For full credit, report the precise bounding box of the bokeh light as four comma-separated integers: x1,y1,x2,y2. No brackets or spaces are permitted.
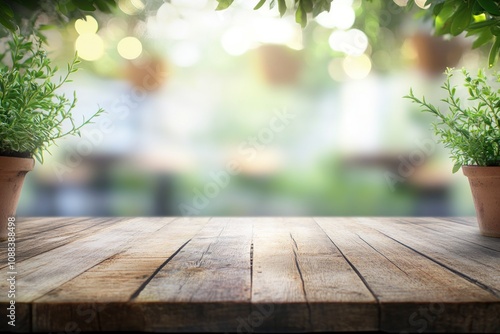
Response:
118,0,145,15
315,2,355,30
117,36,143,59
329,29,368,56
393,0,409,6
414,0,430,9
169,42,201,67
75,15,98,35
19,0,479,219
328,58,347,82
221,27,253,56
342,54,372,79
75,34,104,61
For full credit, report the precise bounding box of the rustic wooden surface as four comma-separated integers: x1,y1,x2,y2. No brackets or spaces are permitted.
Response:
0,217,498,333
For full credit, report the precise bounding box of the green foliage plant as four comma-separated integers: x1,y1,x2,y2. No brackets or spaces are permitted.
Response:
215,0,334,28
0,0,117,33
0,33,103,162
407,0,500,67
214,0,500,67
406,67,500,173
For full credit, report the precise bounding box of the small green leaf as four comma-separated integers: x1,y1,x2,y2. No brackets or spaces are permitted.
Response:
215,0,234,11
452,163,461,173
312,2,324,17
278,0,286,17
434,0,459,35
0,11,15,31
254,0,266,10
432,2,444,16
39,24,57,31
295,2,307,28
302,0,313,13
472,30,493,49
94,0,114,13
491,25,500,36
468,19,497,30
477,0,500,16
489,36,500,68
0,2,14,18
74,2,97,11
450,5,471,36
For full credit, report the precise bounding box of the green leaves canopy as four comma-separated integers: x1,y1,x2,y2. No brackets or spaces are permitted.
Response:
0,0,117,35
426,0,500,67
216,0,333,28
215,0,500,67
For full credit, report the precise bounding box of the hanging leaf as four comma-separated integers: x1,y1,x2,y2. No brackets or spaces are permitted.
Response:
94,0,114,13
0,12,15,31
450,4,471,36
278,0,286,17
302,0,313,13
468,19,497,30
434,0,459,35
254,0,267,10
216,0,234,11
0,2,13,18
295,2,307,28
488,36,500,68
477,0,500,16
471,29,493,49
74,2,97,11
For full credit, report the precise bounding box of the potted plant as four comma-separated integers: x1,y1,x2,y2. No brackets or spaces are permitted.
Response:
0,32,103,240
406,67,500,237
0,1,118,241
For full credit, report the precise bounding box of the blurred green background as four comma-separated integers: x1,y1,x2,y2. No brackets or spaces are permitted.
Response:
16,0,485,217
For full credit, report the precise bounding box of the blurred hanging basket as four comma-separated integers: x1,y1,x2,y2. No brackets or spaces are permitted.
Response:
410,32,465,77
126,54,168,92
252,44,303,86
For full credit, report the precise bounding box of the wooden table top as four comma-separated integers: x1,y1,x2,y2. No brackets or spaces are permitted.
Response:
1,217,499,333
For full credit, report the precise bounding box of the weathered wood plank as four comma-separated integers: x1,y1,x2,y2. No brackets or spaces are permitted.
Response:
358,217,500,296
34,217,209,301
251,217,309,332
33,217,209,332
132,217,253,332
403,217,500,252
0,218,119,268
7,217,97,240
315,217,500,333
442,217,478,226
11,217,79,231
0,218,173,304
284,217,378,332
0,217,497,333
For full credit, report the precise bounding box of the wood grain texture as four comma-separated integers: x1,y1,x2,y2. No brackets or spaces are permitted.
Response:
0,217,498,333
32,217,210,332
134,217,253,332
251,217,378,332
315,217,500,333
358,217,500,296
0,218,170,303
0,218,120,269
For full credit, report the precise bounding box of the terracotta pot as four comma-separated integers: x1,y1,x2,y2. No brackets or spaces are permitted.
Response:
462,166,500,237
252,44,303,86
0,156,34,241
411,32,465,77
126,56,168,92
